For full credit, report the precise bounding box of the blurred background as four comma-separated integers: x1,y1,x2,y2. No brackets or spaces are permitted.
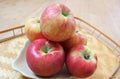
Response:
0,0,120,43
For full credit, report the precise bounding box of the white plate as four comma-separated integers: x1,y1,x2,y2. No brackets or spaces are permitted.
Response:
12,40,40,79
12,40,70,79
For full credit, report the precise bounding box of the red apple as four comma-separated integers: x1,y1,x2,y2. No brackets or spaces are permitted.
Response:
61,30,87,50
40,3,76,42
66,45,97,78
26,39,65,76
25,17,44,42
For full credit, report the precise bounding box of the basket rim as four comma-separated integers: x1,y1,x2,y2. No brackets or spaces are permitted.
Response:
74,16,120,48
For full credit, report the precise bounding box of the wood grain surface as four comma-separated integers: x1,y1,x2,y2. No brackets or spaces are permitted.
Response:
0,0,120,44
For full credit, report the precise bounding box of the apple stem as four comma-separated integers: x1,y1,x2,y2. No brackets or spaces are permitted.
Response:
62,9,68,17
84,54,90,60
41,44,50,53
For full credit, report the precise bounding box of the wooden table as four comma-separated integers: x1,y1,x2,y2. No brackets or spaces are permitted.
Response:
0,0,120,44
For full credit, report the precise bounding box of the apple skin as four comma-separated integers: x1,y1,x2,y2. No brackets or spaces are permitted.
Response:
25,17,44,42
40,3,76,42
60,30,87,50
66,45,97,78
26,39,65,77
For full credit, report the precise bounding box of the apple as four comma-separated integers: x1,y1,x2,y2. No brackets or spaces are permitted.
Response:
25,17,44,42
40,3,76,42
66,45,97,78
26,39,65,76
60,30,87,50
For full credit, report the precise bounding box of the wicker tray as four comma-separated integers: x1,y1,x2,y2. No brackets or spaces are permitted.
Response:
0,17,120,79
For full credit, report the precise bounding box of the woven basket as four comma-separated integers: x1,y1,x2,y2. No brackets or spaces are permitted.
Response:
0,17,120,79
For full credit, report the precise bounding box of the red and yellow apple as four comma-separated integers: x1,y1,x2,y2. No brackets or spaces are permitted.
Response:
66,45,97,78
26,39,65,76
40,3,76,42
25,17,44,42
61,30,87,50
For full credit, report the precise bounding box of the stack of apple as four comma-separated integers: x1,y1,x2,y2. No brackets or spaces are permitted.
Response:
25,3,98,78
